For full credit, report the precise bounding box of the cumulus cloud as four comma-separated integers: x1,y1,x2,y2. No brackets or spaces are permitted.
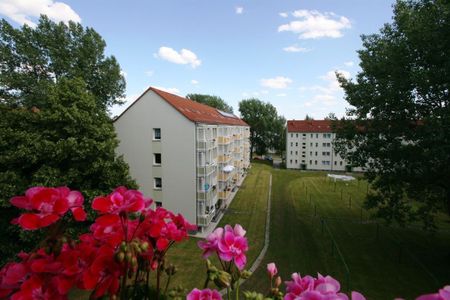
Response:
153,86,180,95
156,46,201,68
283,45,310,53
235,7,244,14
278,10,351,39
279,12,288,18
261,76,292,89
191,79,199,85
0,0,81,27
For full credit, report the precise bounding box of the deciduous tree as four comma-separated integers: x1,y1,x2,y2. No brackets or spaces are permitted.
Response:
186,94,233,113
334,0,450,228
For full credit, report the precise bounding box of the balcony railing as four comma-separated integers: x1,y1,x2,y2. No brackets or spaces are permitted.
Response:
218,136,231,144
218,190,231,200
217,155,232,163
197,188,217,203
197,140,217,150
197,212,214,227
218,172,232,182
197,164,217,176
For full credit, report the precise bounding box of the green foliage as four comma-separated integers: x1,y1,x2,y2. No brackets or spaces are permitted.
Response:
0,16,136,265
186,93,233,113
333,0,450,228
238,99,286,157
0,15,125,111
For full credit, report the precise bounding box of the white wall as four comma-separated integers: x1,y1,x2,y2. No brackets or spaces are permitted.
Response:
114,90,197,224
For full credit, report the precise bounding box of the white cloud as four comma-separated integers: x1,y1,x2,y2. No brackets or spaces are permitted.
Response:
276,93,287,97
261,90,269,95
120,70,127,78
344,61,354,67
278,10,351,39
0,0,81,27
320,69,350,91
261,76,292,89
235,6,244,14
283,45,310,53
191,79,199,85
156,46,201,68
279,12,288,18
153,86,181,95
145,70,154,77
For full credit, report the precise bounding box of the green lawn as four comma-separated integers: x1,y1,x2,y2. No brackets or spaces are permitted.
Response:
162,163,272,291
242,166,450,300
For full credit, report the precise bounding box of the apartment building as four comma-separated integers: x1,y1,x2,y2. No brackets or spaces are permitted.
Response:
286,120,363,172
114,87,250,231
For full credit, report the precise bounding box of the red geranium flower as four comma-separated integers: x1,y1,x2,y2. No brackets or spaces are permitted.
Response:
92,186,152,215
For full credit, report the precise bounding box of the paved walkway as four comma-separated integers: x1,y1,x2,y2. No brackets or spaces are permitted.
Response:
220,173,273,294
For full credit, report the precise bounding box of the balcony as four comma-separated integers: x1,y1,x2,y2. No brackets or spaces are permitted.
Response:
218,190,231,200
218,171,232,182
218,136,231,144
197,140,217,150
217,155,232,163
197,188,217,203
197,164,217,176
197,212,214,227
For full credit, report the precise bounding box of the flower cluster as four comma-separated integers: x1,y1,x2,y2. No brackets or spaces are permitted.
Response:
10,186,86,230
284,272,365,300
1,186,196,299
198,224,248,270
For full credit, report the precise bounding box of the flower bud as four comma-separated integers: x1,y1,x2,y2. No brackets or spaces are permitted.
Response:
131,256,138,268
140,241,149,251
125,251,133,262
214,270,231,288
241,270,252,279
120,241,127,252
115,251,125,263
274,276,282,288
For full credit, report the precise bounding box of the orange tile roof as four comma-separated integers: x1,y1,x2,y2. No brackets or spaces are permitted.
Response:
287,120,333,133
115,87,248,126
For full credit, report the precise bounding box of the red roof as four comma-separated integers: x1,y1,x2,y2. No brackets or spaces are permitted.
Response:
287,120,333,133
115,87,248,126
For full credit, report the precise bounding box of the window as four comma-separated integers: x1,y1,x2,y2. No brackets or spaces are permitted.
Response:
153,153,161,165
296,133,298,138
310,160,312,165
153,128,161,140
315,160,317,165
290,142,293,147
291,133,293,138
310,143,313,147
290,159,292,164
323,142,331,147
290,151,293,155
301,160,305,163
340,161,343,166
310,134,313,138
322,152,330,156
334,161,337,165
303,134,306,137
295,142,298,146
322,161,330,165
310,151,312,156
295,160,298,164
155,201,162,207
315,151,318,156
295,151,298,155
315,143,318,147
154,177,162,189
316,134,318,138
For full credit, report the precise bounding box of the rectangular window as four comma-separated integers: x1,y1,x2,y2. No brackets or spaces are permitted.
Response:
310,151,312,156
295,142,298,146
153,153,161,165
303,134,306,137
153,128,161,140
295,159,298,164
310,134,313,138
154,177,162,189
323,143,326,147
315,151,318,156
323,133,326,138
290,159,292,164
340,161,343,166
310,160,312,165
295,151,298,155
290,151,293,155
316,134,318,138
291,142,293,147
291,133,293,138
315,160,317,165
310,143,313,147
315,143,318,147
334,161,337,165
296,133,298,138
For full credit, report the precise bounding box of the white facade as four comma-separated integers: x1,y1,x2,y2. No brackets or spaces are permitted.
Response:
286,121,363,172
114,88,250,231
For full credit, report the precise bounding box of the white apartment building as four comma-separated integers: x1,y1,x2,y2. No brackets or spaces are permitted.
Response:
286,120,363,172
114,87,250,231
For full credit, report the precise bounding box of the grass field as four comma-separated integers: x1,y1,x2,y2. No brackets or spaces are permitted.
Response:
242,164,450,299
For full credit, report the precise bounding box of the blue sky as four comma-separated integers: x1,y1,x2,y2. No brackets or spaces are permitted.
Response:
0,0,396,119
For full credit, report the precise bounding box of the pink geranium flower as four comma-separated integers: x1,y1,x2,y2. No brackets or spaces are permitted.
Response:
416,286,450,300
10,186,86,230
198,227,224,258
92,186,152,215
217,225,248,270
187,288,222,300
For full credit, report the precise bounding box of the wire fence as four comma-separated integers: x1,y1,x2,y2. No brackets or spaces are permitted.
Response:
295,176,447,292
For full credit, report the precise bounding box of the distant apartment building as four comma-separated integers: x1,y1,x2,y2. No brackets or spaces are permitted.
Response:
114,87,250,231
286,120,363,172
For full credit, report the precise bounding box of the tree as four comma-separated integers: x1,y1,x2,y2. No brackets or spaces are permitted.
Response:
334,0,450,228
186,94,233,113
0,16,125,111
239,99,284,158
304,114,314,120
0,17,136,263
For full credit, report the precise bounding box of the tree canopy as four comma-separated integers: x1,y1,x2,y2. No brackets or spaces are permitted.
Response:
239,99,285,157
0,17,136,263
334,0,450,228
186,93,233,113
